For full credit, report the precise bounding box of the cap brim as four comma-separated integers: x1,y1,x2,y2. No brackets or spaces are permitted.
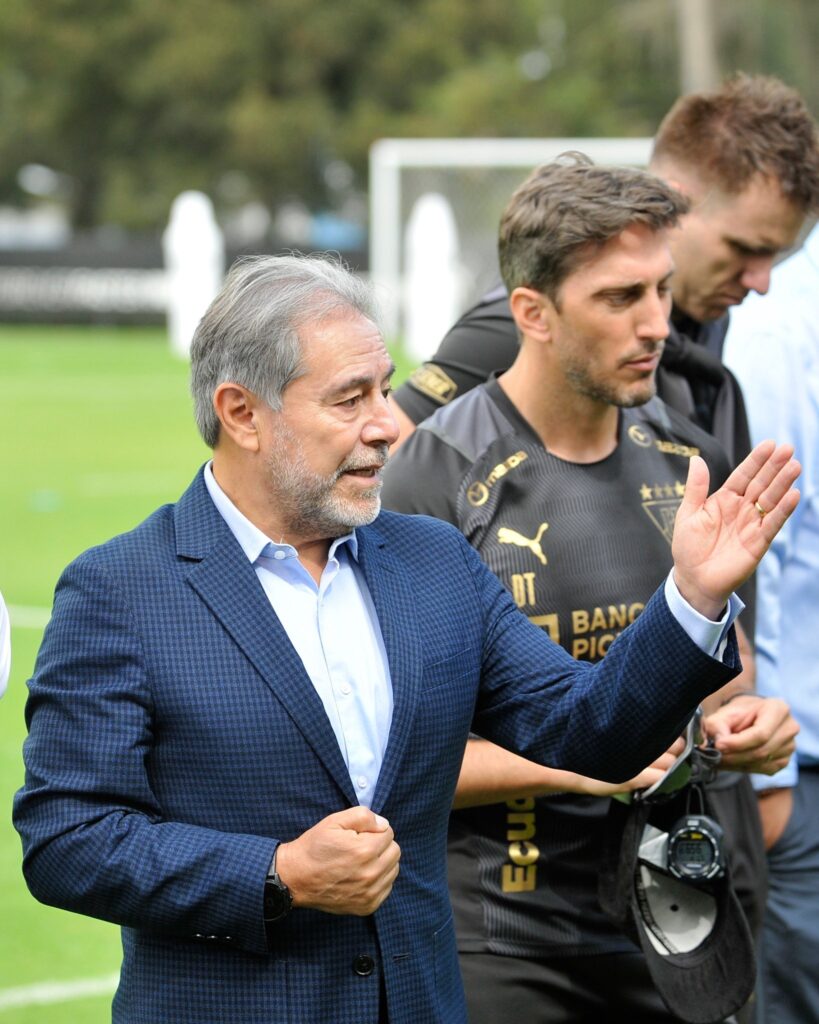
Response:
599,794,756,1024
630,864,755,1024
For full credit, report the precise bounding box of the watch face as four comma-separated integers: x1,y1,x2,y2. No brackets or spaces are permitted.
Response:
667,814,725,882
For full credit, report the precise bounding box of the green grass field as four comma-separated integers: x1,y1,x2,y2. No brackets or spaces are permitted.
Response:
0,324,414,1020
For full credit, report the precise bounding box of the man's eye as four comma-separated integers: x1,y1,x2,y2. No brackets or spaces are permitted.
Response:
339,395,361,408
730,240,769,259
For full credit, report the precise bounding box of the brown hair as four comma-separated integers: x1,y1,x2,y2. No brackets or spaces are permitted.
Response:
498,153,689,301
652,73,819,211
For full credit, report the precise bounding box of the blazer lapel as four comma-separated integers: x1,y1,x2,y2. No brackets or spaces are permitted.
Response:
355,523,424,812
174,471,357,806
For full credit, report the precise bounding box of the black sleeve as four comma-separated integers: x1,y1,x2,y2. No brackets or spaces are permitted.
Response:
392,291,518,425
381,426,470,527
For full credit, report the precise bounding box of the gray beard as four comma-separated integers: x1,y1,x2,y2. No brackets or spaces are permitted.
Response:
266,429,387,538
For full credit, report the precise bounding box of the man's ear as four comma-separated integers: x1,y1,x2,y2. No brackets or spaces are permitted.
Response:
508,286,554,344
212,382,265,452
650,160,697,206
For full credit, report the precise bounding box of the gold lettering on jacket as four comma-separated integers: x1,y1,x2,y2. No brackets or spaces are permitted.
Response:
466,451,528,506
510,572,537,608
571,603,644,659
655,440,700,458
501,796,538,892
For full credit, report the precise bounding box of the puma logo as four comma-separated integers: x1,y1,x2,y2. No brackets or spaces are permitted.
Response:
497,523,549,566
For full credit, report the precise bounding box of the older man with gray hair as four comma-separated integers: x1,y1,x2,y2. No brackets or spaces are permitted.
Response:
15,253,799,1024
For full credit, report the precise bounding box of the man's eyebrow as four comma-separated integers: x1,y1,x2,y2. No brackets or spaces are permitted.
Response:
593,282,644,298
326,363,396,399
725,235,779,256
593,267,675,298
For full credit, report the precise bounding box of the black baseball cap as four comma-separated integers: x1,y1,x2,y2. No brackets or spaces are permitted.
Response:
599,783,756,1024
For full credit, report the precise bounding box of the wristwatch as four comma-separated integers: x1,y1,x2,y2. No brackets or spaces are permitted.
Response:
263,848,293,925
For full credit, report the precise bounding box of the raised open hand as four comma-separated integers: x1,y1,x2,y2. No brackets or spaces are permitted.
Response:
671,440,800,619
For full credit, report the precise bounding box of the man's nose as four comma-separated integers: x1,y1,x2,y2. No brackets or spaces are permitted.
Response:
638,291,671,342
740,255,774,296
362,394,400,446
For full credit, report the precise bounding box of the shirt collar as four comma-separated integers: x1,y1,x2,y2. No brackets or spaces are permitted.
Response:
203,461,358,563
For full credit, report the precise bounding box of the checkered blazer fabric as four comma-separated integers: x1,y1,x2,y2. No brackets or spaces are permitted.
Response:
13,468,738,1024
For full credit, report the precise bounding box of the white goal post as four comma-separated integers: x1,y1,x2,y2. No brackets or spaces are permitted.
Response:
369,137,653,341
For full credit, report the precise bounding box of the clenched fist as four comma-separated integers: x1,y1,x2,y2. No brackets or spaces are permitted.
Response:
275,806,401,916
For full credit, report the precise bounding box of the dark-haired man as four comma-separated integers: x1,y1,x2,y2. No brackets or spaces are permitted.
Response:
392,73,819,470
383,158,798,1022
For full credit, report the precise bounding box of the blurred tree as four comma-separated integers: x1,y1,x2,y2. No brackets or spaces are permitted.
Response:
0,0,815,231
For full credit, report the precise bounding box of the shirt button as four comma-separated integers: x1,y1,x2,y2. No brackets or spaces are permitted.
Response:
273,550,286,561
340,683,352,695
352,954,375,976
356,776,368,790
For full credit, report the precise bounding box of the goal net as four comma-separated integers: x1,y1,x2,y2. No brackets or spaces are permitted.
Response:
369,137,652,350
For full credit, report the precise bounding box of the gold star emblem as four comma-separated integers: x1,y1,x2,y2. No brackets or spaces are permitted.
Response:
641,480,686,545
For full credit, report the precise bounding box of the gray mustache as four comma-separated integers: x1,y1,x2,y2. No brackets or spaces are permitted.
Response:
338,444,390,475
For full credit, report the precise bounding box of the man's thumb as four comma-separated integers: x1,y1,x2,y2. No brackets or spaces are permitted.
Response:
678,454,710,520
332,806,390,833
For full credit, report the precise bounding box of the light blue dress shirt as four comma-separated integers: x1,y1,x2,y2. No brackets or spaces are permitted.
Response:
725,223,819,790
204,464,393,807
205,463,738,800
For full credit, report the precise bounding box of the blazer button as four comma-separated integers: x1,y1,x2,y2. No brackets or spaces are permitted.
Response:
352,954,375,976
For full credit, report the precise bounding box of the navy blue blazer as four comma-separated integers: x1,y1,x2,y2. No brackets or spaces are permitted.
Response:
14,468,737,1023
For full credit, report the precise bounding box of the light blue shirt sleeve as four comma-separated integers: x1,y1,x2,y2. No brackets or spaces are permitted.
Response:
663,571,743,659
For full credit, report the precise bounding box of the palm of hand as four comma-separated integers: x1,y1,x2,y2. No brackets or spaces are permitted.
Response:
672,485,766,607
670,443,800,618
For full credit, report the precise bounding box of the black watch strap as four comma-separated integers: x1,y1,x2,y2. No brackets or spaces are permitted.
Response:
263,848,293,925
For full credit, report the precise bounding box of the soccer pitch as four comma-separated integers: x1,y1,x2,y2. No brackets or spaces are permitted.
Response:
0,325,413,1021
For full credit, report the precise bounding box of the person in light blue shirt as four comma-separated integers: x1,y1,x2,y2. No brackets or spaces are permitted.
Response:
724,221,819,1024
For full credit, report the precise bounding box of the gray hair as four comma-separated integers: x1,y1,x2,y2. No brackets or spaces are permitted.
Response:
190,253,379,448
